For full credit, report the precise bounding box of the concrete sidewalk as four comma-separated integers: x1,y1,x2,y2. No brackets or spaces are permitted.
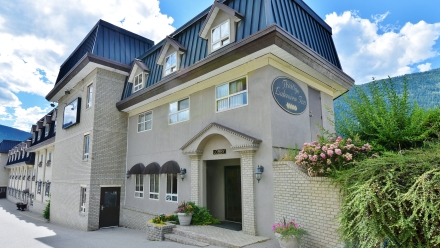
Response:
0,199,278,248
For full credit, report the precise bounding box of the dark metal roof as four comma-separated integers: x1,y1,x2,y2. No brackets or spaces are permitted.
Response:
54,19,154,86
129,163,145,174
143,162,161,174
133,60,150,72
0,140,21,153
120,0,342,102
159,161,180,174
0,125,31,143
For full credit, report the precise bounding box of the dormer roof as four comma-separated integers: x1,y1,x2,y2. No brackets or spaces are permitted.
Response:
128,60,150,83
156,36,187,65
199,1,243,39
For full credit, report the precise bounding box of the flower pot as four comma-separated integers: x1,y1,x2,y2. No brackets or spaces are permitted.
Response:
275,233,300,248
177,212,193,226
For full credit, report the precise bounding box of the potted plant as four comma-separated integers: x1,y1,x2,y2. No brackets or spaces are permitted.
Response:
176,201,193,226
147,214,176,241
273,217,307,248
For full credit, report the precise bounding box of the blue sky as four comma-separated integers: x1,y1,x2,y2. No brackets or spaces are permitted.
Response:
1,0,439,131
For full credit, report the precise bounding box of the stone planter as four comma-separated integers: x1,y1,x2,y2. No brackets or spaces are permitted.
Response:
177,212,193,226
146,222,176,241
275,233,300,248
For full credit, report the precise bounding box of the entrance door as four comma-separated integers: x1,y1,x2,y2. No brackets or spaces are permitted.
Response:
0,187,6,198
99,187,120,228
225,166,242,222
308,86,323,141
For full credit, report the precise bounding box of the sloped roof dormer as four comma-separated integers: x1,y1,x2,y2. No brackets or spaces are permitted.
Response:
199,1,243,39
128,59,150,83
156,36,187,65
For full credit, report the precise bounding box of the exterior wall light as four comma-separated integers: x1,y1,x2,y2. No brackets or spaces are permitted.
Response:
180,168,187,181
126,170,131,179
255,165,264,183
65,90,71,95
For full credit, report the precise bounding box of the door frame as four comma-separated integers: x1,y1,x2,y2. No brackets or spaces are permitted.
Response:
99,187,121,228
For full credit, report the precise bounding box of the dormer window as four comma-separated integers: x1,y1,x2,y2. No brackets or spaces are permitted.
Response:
54,121,57,133
45,125,50,137
165,53,177,76
37,131,41,141
133,73,144,93
212,20,230,51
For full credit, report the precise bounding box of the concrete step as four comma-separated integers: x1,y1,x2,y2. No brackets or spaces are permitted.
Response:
172,227,238,248
164,233,209,247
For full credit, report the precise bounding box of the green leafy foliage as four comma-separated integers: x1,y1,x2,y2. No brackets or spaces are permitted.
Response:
332,143,440,247
187,202,220,225
43,200,50,221
336,76,440,150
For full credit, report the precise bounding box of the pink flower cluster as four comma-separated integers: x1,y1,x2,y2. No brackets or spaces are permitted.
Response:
272,218,300,231
295,136,371,176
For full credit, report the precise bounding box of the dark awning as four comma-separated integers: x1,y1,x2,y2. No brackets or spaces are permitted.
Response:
143,162,160,174
129,163,145,174
159,161,180,174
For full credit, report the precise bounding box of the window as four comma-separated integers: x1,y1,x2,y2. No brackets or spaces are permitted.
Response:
22,151,25,159
216,78,248,112
149,174,159,200
45,181,51,196
212,20,230,51
133,74,143,92
138,111,152,132
164,53,177,76
80,187,87,213
83,135,90,160
53,121,57,133
45,125,50,137
37,131,41,141
169,98,189,124
86,84,93,108
37,181,42,194
166,174,177,202
135,174,144,198
32,133,35,143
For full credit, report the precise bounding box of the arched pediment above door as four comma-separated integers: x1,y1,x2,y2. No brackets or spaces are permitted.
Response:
180,122,261,155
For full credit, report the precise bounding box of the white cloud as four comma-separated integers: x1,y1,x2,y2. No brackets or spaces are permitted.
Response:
0,0,176,128
417,62,432,72
325,11,440,83
11,106,50,131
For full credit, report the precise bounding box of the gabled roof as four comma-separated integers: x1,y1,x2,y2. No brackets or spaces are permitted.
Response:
156,36,187,65
128,60,150,83
199,1,244,39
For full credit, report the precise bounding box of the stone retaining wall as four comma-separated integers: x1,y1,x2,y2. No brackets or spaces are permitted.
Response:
120,206,156,230
146,222,175,241
273,161,343,248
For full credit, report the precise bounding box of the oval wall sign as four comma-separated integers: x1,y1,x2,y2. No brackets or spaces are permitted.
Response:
271,77,307,115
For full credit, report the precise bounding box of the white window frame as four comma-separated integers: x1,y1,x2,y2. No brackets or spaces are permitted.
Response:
53,121,57,133
165,173,178,202
80,187,87,213
83,134,90,161
133,73,144,93
149,174,159,200
211,20,230,52
215,77,248,112
135,174,144,198
86,83,93,108
169,97,190,125
137,111,153,133
164,52,177,76
37,131,41,141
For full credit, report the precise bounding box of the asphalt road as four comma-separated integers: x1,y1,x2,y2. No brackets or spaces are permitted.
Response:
0,199,278,248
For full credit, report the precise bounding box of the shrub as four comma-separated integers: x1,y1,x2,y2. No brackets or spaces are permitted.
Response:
43,200,50,221
187,202,220,225
333,142,440,247
336,76,440,150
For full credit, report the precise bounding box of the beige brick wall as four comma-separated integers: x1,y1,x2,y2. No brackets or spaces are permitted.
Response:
239,150,257,236
120,206,156,230
273,161,343,248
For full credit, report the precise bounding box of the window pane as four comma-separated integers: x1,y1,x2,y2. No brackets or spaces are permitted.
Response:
145,113,152,121
167,174,171,194
169,113,177,123
170,53,176,66
230,79,246,94
172,174,177,194
221,21,229,38
217,99,228,111
212,42,221,51
165,69,171,75
178,98,189,110
169,102,178,113
229,92,247,108
139,114,145,123
212,26,220,42
222,38,230,46
216,84,228,99
172,195,177,201
177,110,189,122
165,56,171,68
145,121,152,130
150,175,154,191
139,75,142,83
155,175,159,192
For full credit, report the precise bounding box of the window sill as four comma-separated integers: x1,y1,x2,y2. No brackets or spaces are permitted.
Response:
168,119,189,125
216,103,248,113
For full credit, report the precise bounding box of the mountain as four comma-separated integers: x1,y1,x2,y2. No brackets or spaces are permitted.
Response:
0,124,31,142
335,67,440,116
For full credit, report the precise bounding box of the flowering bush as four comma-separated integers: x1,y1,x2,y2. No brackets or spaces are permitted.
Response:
149,214,177,226
176,201,193,215
273,217,307,241
295,135,372,176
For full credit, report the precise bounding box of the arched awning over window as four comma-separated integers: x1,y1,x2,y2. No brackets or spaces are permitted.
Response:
143,162,160,174
159,161,180,174
129,163,145,174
